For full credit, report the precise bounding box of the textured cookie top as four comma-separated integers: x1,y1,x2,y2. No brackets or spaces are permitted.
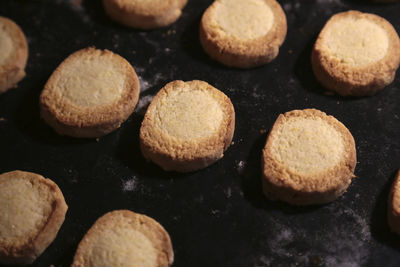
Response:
0,23,13,66
72,210,174,267
54,51,126,107
321,17,388,66
270,116,344,175
0,175,52,244
210,0,274,40
87,221,158,266
153,86,224,140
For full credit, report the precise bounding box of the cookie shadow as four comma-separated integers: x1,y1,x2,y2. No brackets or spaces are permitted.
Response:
13,77,90,146
370,170,400,250
179,14,230,70
115,90,186,180
241,132,323,214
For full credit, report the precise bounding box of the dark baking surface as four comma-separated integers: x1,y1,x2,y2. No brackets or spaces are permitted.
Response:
1,0,400,266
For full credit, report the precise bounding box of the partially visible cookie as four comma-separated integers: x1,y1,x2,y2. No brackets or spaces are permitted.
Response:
0,16,28,94
262,109,357,205
388,170,400,234
40,47,140,138
312,10,400,96
0,170,68,265
71,210,174,267
140,80,235,172
200,0,287,68
103,0,188,29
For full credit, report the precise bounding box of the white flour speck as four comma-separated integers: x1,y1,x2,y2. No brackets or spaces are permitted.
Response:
237,161,246,173
122,176,137,192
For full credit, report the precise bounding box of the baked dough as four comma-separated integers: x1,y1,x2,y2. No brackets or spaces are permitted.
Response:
0,16,28,94
0,170,68,265
140,80,235,172
103,0,187,29
262,109,357,205
40,47,140,138
312,11,400,96
388,170,400,234
200,0,287,68
71,210,173,267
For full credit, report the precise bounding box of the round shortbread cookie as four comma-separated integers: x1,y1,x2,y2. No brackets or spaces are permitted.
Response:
40,47,140,138
200,0,287,68
0,171,67,265
0,16,28,94
312,11,400,96
103,0,187,29
140,80,235,172
71,210,173,267
262,109,357,205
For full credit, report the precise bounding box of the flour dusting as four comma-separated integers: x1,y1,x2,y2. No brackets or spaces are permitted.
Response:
122,176,137,192
237,161,246,174
256,205,371,267
136,95,154,115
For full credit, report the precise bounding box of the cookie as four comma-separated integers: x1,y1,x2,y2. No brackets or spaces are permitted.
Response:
261,109,357,205
0,16,28,94
312,11,400,96
0,170,68,265
388,170,400,234
140,80,235,172
200,0,287,68
71,210,173,267
40,47,140,138
103,0,187,29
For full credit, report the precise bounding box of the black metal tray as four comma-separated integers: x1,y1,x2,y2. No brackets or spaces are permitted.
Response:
1,0,400,266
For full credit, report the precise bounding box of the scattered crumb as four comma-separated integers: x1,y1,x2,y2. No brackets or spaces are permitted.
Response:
167,29,176,35
231,141,235,145
260,129,267,134
0,117,5,122
132,50,136,54
377,108,382,112
211,209,220,215
95,138,100,142
288,49,293,54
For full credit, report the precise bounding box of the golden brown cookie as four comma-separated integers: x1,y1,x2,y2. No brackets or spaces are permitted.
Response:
40,47,140,138
103,0,188,29
0,170,68,265
0,16,28,94
71,210,174,267
388,170,400,234
200,0,287,68
140,80,235,172
312,11,400,96
262,109,357,205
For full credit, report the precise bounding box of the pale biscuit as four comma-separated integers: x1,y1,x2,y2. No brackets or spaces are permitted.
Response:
103,0,187,29
312,11,400,96
388,170,400,234
262,109,357,205
140,80,235,172
200,0,287,68
0,16,28,94
71,210,173,267
0,170,67,265
40,47,140,138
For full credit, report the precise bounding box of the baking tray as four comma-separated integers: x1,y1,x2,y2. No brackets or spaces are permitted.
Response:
1,0,400,266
